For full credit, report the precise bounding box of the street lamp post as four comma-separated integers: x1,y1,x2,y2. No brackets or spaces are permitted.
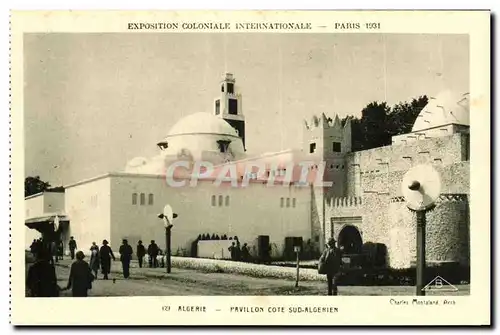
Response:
158,204,178,274
401,165,441,296
294,245,301,288
165,224,172,273
406,180,428,296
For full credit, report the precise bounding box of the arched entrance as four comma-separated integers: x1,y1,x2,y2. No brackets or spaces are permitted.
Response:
338,225,363,254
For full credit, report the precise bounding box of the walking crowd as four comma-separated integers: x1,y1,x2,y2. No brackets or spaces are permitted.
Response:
26,236,344,297
26,237,171,298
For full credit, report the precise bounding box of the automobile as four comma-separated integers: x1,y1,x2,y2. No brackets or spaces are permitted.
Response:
340,253,365,270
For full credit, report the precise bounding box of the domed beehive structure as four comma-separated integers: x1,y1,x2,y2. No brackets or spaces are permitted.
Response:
412,90,470,132
392,90,470,145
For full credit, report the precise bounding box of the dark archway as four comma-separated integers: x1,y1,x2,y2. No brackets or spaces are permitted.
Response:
338,225,363,254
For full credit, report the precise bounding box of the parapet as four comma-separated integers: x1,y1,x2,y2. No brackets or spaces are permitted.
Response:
390,193,468,204
330,196,363,207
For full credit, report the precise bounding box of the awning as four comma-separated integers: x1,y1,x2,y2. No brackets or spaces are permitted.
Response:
25,214,69,230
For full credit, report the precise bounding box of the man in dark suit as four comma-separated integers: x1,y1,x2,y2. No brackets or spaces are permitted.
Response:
26,248,59,297
136,240,146,268
99,239,115,280
66,251,93,297
68,236,77,260
147,240,159,268
119,239,133,279
318,238,343,296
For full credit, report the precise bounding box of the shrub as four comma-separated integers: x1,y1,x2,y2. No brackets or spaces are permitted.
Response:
169,256,469,285
171,256,325,281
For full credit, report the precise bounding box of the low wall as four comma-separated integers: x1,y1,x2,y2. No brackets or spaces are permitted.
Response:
197,240,234,259
171,256,325,281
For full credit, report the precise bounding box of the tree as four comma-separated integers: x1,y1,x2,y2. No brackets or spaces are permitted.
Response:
343,95,428,151
387,96,428,137
25,176,51,197
358,101,391,151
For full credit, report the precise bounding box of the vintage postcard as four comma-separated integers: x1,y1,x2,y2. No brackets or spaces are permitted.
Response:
10,10,490,326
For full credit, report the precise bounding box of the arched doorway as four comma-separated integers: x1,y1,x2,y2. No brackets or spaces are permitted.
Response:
338,225,363,254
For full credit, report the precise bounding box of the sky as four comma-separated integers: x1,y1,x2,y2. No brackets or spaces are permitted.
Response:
23,33,469,186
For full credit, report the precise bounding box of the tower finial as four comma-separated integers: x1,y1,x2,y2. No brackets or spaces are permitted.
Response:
333,115,341,128
321,113,330,128
304,119,310,130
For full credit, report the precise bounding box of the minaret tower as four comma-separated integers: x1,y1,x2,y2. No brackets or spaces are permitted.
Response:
302,113,352,197
214,73,246,150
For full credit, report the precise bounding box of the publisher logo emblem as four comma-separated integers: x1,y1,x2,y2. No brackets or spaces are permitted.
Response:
422,276,459,292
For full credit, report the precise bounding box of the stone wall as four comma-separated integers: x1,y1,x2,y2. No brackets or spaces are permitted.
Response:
356,161,469,198
392,123,470,146
326,196,364,241
345,133,469,197
321,130,469,269
388,194,469,269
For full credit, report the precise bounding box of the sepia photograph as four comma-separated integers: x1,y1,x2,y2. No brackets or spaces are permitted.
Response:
22,32,471,298
9,10,490,326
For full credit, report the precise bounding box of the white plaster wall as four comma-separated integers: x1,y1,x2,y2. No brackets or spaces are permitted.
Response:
109,174,311,259
24,194,48,249
65,177,111,255
43,192,65,213
25,194,44,219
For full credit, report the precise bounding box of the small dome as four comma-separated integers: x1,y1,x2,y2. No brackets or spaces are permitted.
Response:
412,91,470,132
167,112,239,138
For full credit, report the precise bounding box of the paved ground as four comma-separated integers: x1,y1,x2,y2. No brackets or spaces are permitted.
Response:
39,257,470,297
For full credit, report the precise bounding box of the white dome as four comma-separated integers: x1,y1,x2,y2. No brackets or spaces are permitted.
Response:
152,112,245,164
167,112,239,138
412,91,470,132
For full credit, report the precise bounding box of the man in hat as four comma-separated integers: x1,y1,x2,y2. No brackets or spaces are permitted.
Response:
136,240,146,268
68,236,77,260
147,240,159,268
99,240,115,280
66,251,94,297
119,239,133,279
318,238,343,296
241,243,250,262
